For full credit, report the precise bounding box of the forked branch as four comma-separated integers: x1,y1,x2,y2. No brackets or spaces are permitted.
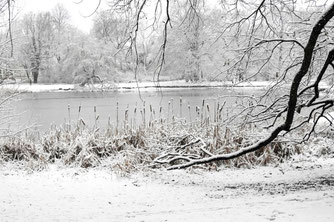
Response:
160,3,334,170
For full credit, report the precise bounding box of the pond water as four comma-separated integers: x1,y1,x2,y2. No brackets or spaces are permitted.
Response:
13,87,262,131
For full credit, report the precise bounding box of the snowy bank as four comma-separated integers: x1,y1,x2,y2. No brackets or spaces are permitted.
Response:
1,158,333,221
0,80,278,93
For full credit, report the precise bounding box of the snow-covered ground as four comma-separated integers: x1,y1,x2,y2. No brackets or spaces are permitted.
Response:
1,158,333,221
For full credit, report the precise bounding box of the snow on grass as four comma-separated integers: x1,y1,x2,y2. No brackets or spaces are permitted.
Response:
0,83,75,92
0,158,333,221
0,121,333,221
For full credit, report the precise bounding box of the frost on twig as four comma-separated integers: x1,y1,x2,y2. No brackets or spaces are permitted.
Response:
154,137,213,165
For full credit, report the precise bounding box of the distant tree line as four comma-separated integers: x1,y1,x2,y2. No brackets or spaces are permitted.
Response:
0,1,330,85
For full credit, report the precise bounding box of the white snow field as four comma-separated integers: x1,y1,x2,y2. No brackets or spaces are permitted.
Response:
1,158,334,222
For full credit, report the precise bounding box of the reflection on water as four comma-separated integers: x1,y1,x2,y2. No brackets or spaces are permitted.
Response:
14,87,262,131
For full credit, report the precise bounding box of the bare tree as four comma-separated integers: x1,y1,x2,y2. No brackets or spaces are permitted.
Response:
0,0,16,82
92,9,132,71
52,3,70,33
50,3,71,65
93,10,130,47
108,0,334,169
21,12,54,83
161,0,206,81
183,0,203,82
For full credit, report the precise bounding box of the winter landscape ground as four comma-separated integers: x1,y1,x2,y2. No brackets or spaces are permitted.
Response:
1,157,334,222
1,83,334,221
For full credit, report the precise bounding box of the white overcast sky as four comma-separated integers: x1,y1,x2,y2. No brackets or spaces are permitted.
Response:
15,0,334,33
18,0,107,33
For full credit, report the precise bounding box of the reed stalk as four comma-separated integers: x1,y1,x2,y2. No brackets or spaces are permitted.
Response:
171,98,174,118
214,100,217,123
159,106,162,124
149,104,153,125
188,102,191,123
116,101,119,132
124,104,129,130
133,105,137,129
168,100,170,123
143,100,146,128
206,104,210,126
94,106,99,129
179,97,182,118
67,104,71,131
78,104,81,120
201,99,205,124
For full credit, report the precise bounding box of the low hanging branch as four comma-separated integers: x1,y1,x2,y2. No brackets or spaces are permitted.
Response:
156,3,334,170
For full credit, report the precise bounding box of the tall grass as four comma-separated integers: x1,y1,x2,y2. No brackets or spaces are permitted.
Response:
0,97,306,174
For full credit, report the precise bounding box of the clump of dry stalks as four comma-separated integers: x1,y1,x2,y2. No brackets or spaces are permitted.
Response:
0,96,313,173
0,117,303,173
0,137,39,161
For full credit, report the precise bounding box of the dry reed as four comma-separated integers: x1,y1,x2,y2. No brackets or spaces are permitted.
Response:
0,97,311,174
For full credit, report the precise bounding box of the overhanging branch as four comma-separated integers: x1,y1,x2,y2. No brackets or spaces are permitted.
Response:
158,2,334,170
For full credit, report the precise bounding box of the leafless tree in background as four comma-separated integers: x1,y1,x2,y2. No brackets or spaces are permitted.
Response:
21,12,55,83
0,0,15,83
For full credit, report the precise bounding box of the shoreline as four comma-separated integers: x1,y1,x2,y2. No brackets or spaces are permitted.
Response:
0,80,275,93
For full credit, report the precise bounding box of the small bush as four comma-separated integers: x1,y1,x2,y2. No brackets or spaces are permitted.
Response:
0,138,39,161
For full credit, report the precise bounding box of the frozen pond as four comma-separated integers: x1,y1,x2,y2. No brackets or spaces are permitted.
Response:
13,87,262,131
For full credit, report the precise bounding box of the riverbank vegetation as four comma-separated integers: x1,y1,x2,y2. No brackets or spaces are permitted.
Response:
1,94,333,174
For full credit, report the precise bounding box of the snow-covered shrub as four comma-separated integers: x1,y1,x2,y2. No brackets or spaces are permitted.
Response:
0,112,329,173
0,138,39,161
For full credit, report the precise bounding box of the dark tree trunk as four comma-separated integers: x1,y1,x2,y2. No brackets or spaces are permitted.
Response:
32,69,39,83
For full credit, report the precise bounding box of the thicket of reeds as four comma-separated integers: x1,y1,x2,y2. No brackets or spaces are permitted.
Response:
0,97,318,174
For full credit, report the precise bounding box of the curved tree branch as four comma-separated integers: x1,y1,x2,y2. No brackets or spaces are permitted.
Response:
164,3,334,170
